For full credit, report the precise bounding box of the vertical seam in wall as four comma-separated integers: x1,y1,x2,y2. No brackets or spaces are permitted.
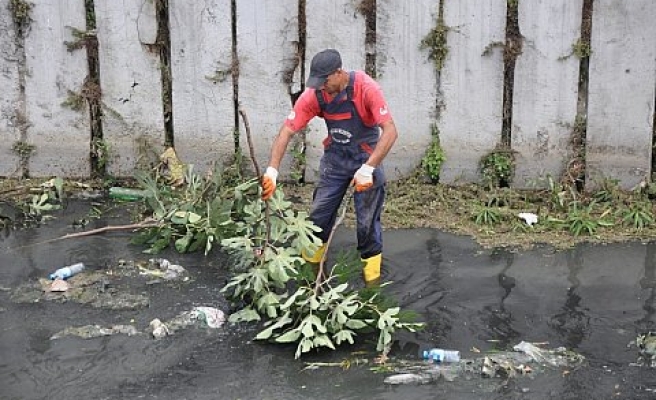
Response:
357,0,376,77
435,0,446,119
155,0,174,147
85,0,104,178
10,1,30,177
293,0,307,183
573,0,593,190
501,0,521,149
231,0,239,153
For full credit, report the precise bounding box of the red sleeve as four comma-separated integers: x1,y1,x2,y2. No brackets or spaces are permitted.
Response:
354,71,393,127
283,88,320,132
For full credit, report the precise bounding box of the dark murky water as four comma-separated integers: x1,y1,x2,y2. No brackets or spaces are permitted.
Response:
2,200,656,399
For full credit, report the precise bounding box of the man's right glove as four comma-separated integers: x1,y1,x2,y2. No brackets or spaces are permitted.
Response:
261,166,278,201
353,164,375,192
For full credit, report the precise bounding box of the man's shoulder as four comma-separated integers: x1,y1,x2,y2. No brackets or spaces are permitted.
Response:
352,70,382,96
296,87,319,107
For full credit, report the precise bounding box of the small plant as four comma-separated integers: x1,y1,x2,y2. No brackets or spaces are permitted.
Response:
26,178,64,218
62,90,86,111
619,202,654,230
549,201,613,236
91,138,110,171
289,138,306,183
420,124,446,183
592,178,621,203
420,12,449,71
572,38,592,59
9,0,33,31
12,140,35,159
472,201,501,226
480,149,515,188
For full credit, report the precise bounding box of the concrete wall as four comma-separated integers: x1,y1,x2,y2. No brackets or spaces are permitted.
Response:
96,0,164,176
0,0,21,176
438,0,506,184
0,0,655,190
377,0,436,180
511,0,582,188
586,0,656,189
170,0,234,174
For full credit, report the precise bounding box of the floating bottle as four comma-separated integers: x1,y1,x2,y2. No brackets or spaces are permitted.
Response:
422,348,461,363
109,187,151,201
49,262,85,280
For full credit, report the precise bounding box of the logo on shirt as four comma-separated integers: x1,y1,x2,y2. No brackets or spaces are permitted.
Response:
287,111,296,120
329,128,352,144
379,105,388,116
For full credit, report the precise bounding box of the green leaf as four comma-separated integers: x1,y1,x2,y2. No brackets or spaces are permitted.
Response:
187,212,202,224
334,329,355,345
175,233,192,253
312,334,335,350
345,319,368,330
275,329,301,343
228,307,261,323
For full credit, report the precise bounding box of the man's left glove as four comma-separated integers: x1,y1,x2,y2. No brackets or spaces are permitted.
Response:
353,164,375,192
261,166,278,201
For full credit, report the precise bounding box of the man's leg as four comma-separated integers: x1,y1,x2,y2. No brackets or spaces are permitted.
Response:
305,153,351,262
354,183,385,284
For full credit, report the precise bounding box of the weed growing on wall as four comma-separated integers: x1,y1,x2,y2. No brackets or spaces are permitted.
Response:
420,124,445,183
420,12,449,72
9,0,32,33
11,140,35,161
480,149,515,188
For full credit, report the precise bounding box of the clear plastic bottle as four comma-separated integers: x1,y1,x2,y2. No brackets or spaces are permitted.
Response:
422,348,461,363
49,262,85,280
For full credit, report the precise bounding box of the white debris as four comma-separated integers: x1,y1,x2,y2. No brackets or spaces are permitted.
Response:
518,212,538,226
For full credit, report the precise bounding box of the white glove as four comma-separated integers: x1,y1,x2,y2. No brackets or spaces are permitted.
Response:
353,164,375,192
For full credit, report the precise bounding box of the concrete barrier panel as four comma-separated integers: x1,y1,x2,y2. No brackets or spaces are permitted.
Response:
304,0,366,183
24,0,90,177
237,0,298,178
586,0,656,189
439,0,506,185
512,0,582,188
170,0,234,175
377,0,436,180
0,0,21,176
96,0,165,177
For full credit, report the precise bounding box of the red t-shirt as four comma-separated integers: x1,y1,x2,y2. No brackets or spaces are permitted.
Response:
284,70,393,132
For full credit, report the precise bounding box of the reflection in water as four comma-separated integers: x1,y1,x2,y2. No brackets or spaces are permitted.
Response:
482,248,520,349
637,242,656,332
550,246,589,349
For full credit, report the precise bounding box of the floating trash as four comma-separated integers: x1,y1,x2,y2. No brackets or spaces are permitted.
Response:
51,324,140,340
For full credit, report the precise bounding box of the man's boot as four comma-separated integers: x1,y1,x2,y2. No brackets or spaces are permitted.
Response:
302,243,326,264
362,253,382,286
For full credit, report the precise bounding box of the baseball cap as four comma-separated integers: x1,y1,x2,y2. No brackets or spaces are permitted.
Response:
306,49,342,88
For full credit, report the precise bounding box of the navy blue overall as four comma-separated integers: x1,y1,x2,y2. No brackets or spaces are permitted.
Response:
310,72,385,259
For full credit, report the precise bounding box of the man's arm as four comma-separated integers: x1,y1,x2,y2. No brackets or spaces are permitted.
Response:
267,124,297,170
365,119,398,168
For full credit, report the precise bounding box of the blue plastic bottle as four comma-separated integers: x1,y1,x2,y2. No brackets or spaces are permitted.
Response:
49,262,85,280
422,348,460,363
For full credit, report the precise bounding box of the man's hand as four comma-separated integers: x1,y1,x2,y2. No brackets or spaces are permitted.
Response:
353,164,375,192
261,167,278,200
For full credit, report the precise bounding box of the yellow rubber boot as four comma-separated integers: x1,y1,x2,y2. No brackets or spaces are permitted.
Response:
302,243,326,264
362,253,382,286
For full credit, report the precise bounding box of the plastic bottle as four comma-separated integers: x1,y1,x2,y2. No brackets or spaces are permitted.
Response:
422,348,461,363
49,262,86,280
109,187,151,201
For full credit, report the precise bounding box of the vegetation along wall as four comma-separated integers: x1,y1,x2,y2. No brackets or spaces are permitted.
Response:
0,0,654,190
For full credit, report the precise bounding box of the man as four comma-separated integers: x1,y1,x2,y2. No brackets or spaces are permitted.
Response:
260,48,398,286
